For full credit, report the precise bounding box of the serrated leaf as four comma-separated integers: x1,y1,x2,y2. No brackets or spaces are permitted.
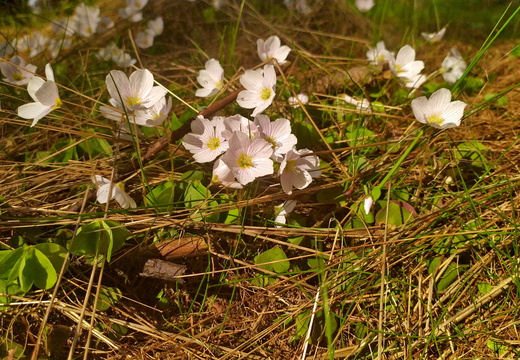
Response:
254,247,290,273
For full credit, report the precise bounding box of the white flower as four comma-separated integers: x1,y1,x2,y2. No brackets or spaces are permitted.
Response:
389,45,425,88
147,16,164,36
119,7,143,22
0,40,16,59
48,38,72,60
366,41,394,65
279,148,320,195
183,116,229,163
112,49,136,68
390,45,424,78
222,114,259,139
91,175,136,209
288,93,309,108
441,48,466,84
254,115,297,161
211,158,243,189
364,196,374,215
403,73,427,89
106,69,166,111
274,200,297,227
283,0,311,15
1,55,37,85
17,64,62,127
237,65,276,117
421,27,447,43
411,88,466,129
16,33,49,58
134,96,172,127
72,3,100,37
135,30,155,49
195,58,224,98
125,0,148,11
342,94,372,112
257,35,291,65
356,0,375,12
221,131,274,185
96,16,114,34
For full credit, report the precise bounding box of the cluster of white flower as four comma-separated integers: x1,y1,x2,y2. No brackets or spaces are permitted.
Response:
135,17,164,49
100,68,170,131
367,37,467,88
182,114,321,194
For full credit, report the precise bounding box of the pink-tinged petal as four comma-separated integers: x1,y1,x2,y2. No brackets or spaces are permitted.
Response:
193,148,220,163
96,184,111,204
250,138,274,158
429,88,452,112
239,69,264,91
237,89,260,109
265,35,281,52
251,101,271,117
257,39,267,61
18,102,50,121
113,188,136,208
263,65,276,87
44,63,55,82
269,118,292,139
441,101,466,127
396,45,416,65
130,69,154,97
205,58,223,76
411,97,429,124
144,86,167,107
195,87,216,97
106,70,131,104
273,45,291,64
92,175,111,187
190,116,207,134
35,81,59,106
182,133,204,152
251,158,274,178
27,77,45,101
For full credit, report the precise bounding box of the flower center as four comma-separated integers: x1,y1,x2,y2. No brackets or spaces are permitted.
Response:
126,96,142,107
13,72,24,81
54,97,63,109
260,88,272,101
284,159,297,173
237,154,254,169
206,137,221,150
215,80,223,89
394,64,403,75
264,136,277,149
427,114,444,125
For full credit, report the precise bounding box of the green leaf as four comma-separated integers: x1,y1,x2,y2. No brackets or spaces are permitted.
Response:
145,182,179,211
96,286,122,311
375,201,414,227
0,247,25,279
292,121,320,148
184,180,210,208
254,247,290,273
33,243,68,274
69,220,129,262
477,282,493,295
22,248,58,290
487,339,508,355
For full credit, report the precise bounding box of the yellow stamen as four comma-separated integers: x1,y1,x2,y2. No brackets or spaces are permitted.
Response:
260,88,272,101
126,96,142,107
237,154,253,169
206,137,221,150
427,114,444,125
